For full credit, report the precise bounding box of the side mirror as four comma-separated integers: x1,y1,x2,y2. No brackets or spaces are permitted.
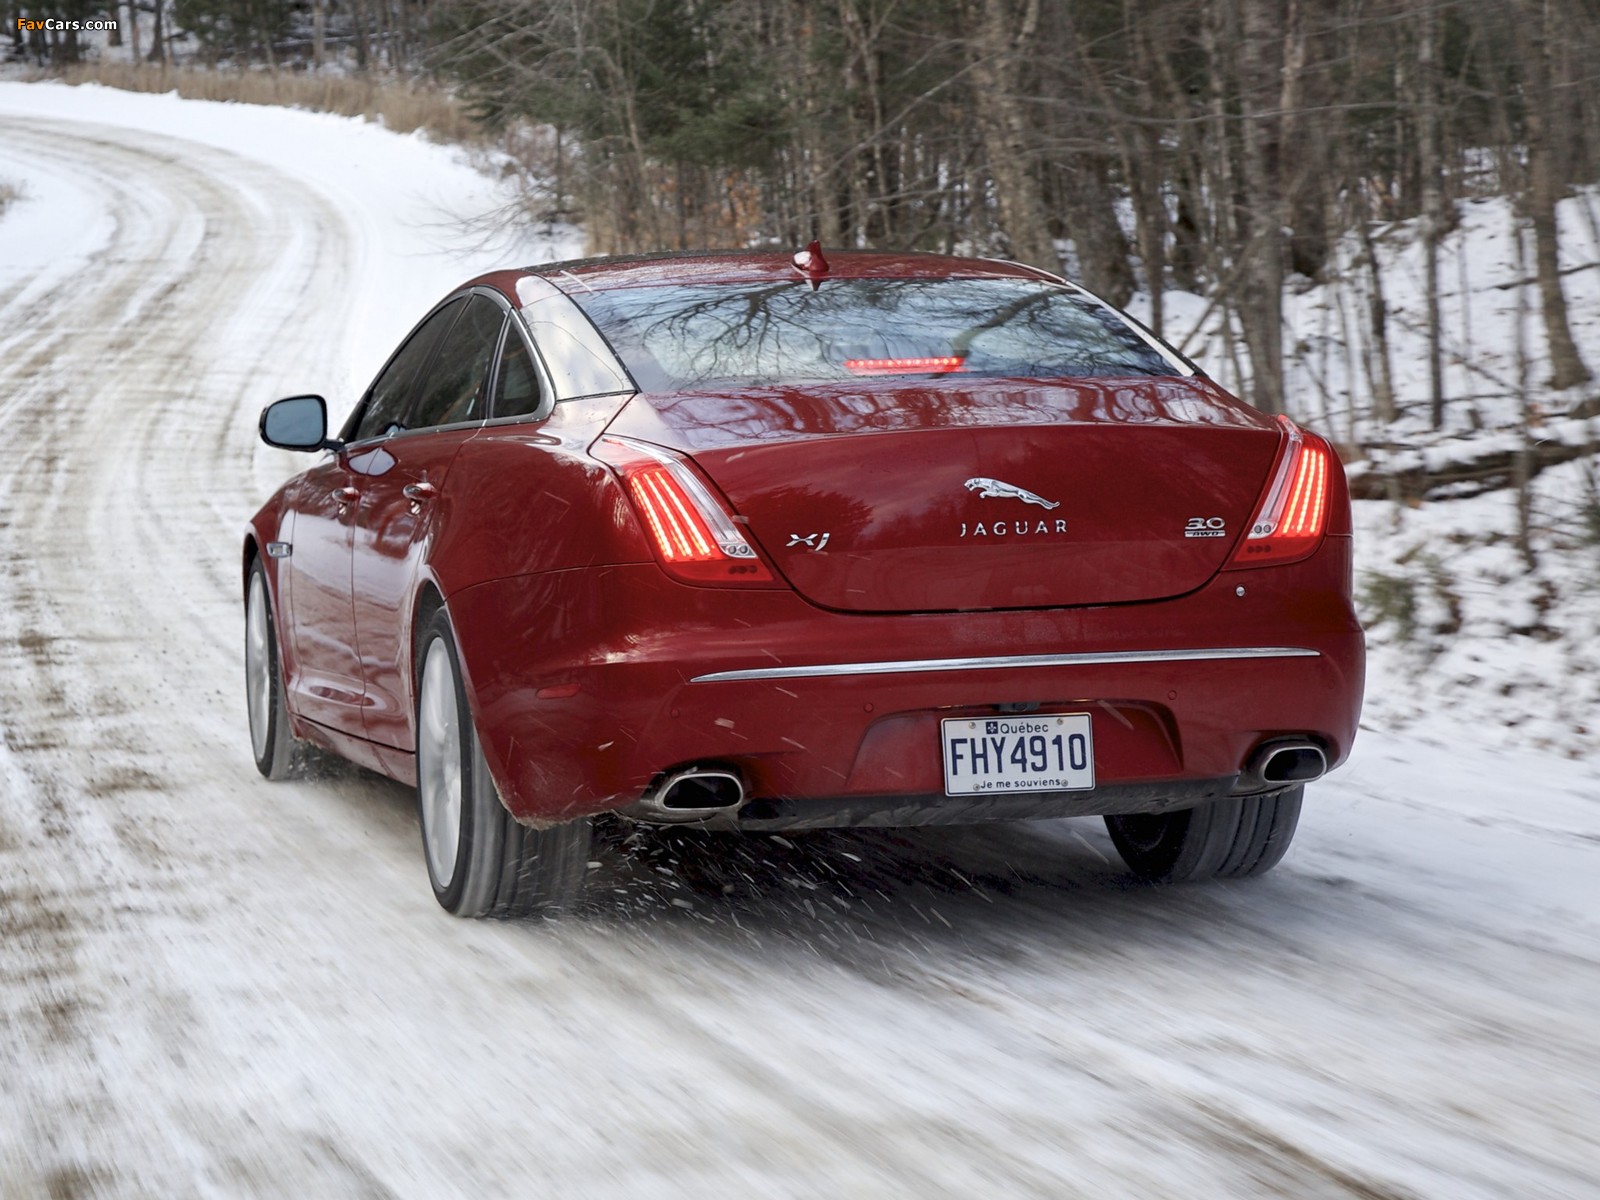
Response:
260,395,340,452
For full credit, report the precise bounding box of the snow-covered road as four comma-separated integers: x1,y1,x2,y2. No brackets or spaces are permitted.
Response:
1,85,1597,1199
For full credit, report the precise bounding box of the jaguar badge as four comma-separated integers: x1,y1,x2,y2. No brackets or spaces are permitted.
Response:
964,477,1060,510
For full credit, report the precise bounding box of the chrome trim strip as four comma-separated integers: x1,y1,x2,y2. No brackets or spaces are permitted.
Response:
690,646,1320,684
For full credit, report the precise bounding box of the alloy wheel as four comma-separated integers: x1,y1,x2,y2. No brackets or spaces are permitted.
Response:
245,572,273,763
417,638,464,887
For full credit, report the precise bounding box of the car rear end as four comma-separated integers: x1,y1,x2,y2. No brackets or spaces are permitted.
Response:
455,256,1363,835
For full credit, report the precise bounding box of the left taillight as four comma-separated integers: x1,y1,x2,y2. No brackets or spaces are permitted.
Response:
1226,416,1333,569
593,435,780,587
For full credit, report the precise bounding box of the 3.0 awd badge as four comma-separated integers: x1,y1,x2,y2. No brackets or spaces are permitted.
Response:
1184,516,1227,538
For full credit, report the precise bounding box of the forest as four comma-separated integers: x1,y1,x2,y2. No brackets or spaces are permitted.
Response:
10,0,1600,433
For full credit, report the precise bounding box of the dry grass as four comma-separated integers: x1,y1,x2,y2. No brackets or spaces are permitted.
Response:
30,62,478,142
0,179,22,216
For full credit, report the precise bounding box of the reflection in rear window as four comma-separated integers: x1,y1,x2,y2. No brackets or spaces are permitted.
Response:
571,278,1178,392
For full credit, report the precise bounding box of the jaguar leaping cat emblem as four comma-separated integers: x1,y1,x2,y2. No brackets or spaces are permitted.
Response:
963,477,1060,510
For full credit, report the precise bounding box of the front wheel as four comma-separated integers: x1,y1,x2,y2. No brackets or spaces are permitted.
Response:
1105,787,1304,883
245,558,313,780
415,610,590,917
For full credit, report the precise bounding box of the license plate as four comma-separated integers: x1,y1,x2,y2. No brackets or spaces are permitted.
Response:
940,714,1094,796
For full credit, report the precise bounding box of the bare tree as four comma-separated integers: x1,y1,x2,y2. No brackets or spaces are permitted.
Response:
1417,0,1448,428
964,0,1058,270
1232,0,1297,414
1515,0,1591,389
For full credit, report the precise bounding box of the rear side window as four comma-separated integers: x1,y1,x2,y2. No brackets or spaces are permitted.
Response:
572,278,1177,392
352,297,465,442
493,324,544,419
408,295,505,429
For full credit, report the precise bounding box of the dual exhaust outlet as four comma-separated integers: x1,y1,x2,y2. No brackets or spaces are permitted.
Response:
1235,739,1327,794
626,739,1325,824
627,766,746,825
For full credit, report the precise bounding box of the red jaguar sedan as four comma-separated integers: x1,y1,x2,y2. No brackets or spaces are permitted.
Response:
244,247,1363,917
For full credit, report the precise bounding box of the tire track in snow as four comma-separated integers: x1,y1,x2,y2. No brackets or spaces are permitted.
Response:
0,118,384,1196
0,122,327,842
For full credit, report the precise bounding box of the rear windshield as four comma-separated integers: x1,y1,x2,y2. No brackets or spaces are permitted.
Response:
570,278,1178,391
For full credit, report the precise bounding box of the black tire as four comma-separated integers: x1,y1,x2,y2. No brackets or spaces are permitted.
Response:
415,609,590,918
245,557,313,780
1105,786,1303,883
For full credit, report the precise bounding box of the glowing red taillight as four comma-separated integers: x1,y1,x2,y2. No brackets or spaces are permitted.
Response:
843,356,966,375
593,436,778,586
627,464,719,561
1227,417,1333,568
1278,443,1329,537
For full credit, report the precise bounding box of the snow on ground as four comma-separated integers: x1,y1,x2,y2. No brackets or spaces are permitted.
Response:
1350,460,1600,757
1,80,1598,1199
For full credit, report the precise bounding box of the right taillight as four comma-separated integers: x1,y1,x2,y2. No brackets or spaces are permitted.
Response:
1226,416,1332,569
593,435,780,587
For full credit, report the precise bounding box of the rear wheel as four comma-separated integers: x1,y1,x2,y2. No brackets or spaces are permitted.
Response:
1105,787,1303,883
415,610,590,917
245,558,313,780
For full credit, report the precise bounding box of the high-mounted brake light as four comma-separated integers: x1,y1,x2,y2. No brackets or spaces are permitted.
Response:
1226,416,1333,568
843,356,966,376
593,436,778,587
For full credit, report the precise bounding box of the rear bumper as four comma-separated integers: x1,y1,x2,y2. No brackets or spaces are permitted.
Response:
449,537,1363,825
671,777,1243,833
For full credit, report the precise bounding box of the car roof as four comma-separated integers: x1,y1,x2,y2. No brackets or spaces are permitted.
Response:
516,249,1062,293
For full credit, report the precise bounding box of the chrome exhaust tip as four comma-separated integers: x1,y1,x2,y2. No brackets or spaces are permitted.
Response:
1263,743,1327,784
1236,740,1327,794
625,767,745,825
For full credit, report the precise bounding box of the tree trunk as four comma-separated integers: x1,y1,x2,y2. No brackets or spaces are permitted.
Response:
1520,0,1592,389
840,0,893,244
262,13,277,72
147,0,164,65
1355,182,1398,424
1418,0,1447,428
375,0,390,71
965,0,1059,271
352,0,370,71
1070,161,1136,306
1512,208,1538,569
1089,6,1168,332
798,0,843,246
1199,0,1243,351
1235,0,1290,413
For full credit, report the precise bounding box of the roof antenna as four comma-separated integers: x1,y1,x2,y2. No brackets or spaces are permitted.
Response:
792,240,829,290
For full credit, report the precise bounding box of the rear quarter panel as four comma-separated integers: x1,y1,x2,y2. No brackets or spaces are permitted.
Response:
425,395,646,597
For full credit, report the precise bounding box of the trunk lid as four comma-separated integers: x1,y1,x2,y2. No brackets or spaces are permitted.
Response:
604,377,1283,612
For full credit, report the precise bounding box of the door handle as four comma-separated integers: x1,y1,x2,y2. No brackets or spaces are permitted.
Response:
403,482,438,503
331,486,360,505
